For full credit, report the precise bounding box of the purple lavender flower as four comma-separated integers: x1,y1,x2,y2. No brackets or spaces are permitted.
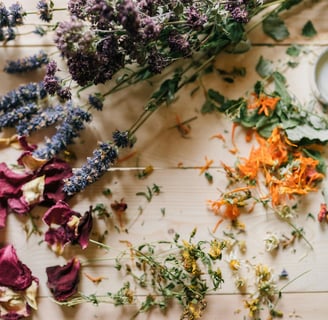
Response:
0,82,47,112
3,50,49,74
0,103,38,128
112,129,134,148
37,0,53,22
16,105,65,136
0,4,9,28
88,93,104,111
33,104,92,159
8,3,25,27
63,142,118,196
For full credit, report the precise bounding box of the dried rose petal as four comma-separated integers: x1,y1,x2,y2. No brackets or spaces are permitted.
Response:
44,227,72,255
46,258,81,302
76,208,93,249
0,245,35,291
37,158,72,205
0,153,72,228
0,280,38,319
43,201,93,253
43,200,78,226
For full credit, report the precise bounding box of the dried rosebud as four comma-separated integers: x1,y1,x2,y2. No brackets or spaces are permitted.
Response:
46,257,80,302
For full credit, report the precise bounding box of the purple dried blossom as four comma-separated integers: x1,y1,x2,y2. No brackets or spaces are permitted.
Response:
186,6,207,30
0,103,38,128
57,87,72,102
168,31,191,57
16,104,65,136
0,82,47,112
46,60,58,76
3,50,49,74
85,0,115,30
147,47,169,74
37,0,53,22
33,104,92,159
140,16,161,41
68,0,87,19
63,142,118,196
43,75,61,95
225,0,250,23
117,0,140,35
54,17,86,58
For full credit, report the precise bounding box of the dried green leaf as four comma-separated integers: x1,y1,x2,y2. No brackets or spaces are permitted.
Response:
302,20,317,38
262,14,290,41
256,56,274,78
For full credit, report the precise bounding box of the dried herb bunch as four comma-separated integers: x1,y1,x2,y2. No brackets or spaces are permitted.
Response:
56,229,225,320
0,0,305,196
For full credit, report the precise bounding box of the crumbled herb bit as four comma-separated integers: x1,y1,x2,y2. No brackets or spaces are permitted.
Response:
286,44,302,57
137,165,154,179
102,188,112,196
302,20,317,38
160,208,166,217
136,184,162,202
204,171,213,183
92,203,111,218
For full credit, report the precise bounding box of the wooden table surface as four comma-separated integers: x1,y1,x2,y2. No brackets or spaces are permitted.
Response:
0,1,328,319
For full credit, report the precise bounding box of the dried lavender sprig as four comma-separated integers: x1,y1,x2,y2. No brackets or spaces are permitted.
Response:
16,104,65,136
3,50,49,74
37,0,54,22
0,103,38,128
0,82,47,112
33,104,92,159
63,142,119,196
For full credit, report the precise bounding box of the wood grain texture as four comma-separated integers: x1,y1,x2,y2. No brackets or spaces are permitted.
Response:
0,1,327,319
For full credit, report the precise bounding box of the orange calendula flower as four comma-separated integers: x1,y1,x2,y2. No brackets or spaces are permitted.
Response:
199,156,214,175
248,93,280,116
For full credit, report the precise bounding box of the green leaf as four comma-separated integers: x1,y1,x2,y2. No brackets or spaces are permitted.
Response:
285,124,328,143
278,0,302,11
207,89,225,105
262,14,290,41
302,20,317,38
272,71,291,103
286,44,301,57
201,100,218,114
256,56,274,78
225,21,245,44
